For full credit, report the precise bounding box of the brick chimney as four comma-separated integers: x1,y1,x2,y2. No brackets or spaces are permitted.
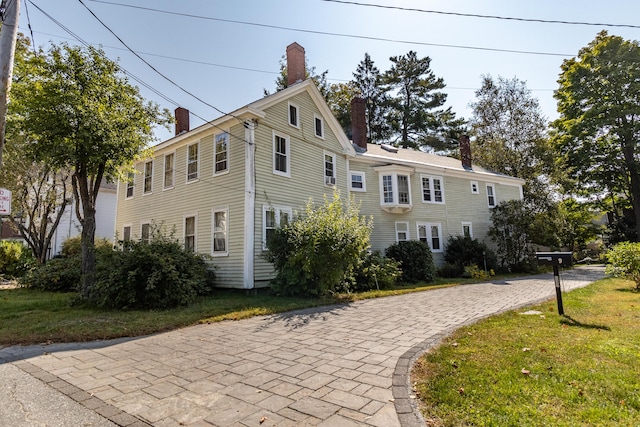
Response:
286,42,306,87
459,134,472,170
351,97,367,152
175,107,190,136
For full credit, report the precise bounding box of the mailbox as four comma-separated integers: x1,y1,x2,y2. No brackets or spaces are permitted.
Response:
535,252,573,267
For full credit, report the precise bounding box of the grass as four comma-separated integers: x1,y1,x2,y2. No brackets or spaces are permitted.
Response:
0,278,471,347
412,277,640,426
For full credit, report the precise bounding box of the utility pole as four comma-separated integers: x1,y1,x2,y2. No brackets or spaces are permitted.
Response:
0,0,20,169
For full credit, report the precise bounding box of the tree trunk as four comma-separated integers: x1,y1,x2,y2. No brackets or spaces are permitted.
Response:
622,139,640,241
80,211,96,299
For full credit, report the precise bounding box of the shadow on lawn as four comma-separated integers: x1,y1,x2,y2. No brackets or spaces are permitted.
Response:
560,315,611,331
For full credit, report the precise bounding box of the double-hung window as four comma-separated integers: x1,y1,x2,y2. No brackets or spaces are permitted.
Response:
263,205,291,249
324,152,336,186
184,216,196,252
421,175,444,203
143,161,153,194
122,225,131,242
141,223,151,245
214,132,229,174
164,153,174,189
349,171,366,192
273,132,290,177
417,222,443,252
487,184,496,208
187,143,199,182
212,208,228,256
470,181,479,194
462,222,473,238
395,222,409,242
125,172,134,198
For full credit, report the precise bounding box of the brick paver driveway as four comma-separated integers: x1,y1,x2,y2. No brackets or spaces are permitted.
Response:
0,266,605,426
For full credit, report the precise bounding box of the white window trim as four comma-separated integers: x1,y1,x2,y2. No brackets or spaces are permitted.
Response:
183,213,197,252
143,160,153,195
395,221,410,242
214,132,230,176
262,205,292,250
314,114,324,139
272,131,291,178
420,174,445,204
186,142,199,183
288,102,300,128
212,207,228,257
349,171,366,192
470,180,479,195
487,184,497,208
323,151,336,187
163,152,175,190
417,222,443,253
125,172,135,199
462,221,473,238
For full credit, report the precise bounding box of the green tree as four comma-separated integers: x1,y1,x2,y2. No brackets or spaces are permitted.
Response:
470,75,555,210
488,200,536,272
326,81,358,138
352,53,391,143
552,31,640,240
1,35,73,265
265,55,330,99
264,192,373,297
9,43,170,298
381,51,464,151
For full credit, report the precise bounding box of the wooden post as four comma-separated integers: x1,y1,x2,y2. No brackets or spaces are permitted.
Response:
0,0,20,169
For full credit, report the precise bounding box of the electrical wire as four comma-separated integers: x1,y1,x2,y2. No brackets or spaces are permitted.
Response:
85,0,573,57
23,0,38,54
322,0,640,30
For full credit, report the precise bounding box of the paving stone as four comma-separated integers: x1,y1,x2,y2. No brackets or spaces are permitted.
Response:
1,267,603,427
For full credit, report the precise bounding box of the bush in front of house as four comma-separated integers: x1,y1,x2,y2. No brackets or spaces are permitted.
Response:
350,251,401,292
20,237,113,292
605,241,640,290
443,235,497,277
264,193,373,297
385,240,436,283
0,240,34,279
93,236,215,309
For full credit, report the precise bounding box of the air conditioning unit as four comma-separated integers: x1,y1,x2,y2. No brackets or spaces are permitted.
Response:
325,176,336,186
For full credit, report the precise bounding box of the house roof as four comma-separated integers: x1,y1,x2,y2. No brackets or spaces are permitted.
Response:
155,79,355,156
359,143,525,185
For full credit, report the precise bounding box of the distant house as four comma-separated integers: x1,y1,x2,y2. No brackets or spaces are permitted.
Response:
115,42,523,289
50,181,117,257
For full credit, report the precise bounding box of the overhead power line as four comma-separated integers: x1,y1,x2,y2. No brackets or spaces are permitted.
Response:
322,0,640,30
86,0,573,57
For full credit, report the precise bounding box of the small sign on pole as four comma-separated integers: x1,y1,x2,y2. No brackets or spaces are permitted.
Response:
0,188,11,215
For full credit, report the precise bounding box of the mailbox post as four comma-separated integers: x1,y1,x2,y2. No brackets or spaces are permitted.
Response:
535,252,572,316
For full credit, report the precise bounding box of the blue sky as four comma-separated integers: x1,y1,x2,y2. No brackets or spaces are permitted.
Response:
19,0,640,142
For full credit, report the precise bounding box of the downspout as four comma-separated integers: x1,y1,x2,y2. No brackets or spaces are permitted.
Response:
243,120,256,289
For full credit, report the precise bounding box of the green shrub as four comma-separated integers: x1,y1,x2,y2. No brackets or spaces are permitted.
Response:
21,255,81,292
0,240,34,278
385,240,435,283
444,236,497,271
351,251,401,291
605,241,640,290
93,237,214,309
265,193,373,297
437,262,464,278
61,236,112,257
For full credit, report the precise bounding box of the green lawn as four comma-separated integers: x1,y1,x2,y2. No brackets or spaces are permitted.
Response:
0,279,463,347
412,277,640,426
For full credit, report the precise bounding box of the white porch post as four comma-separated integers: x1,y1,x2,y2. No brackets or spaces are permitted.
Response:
243,120,256,289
